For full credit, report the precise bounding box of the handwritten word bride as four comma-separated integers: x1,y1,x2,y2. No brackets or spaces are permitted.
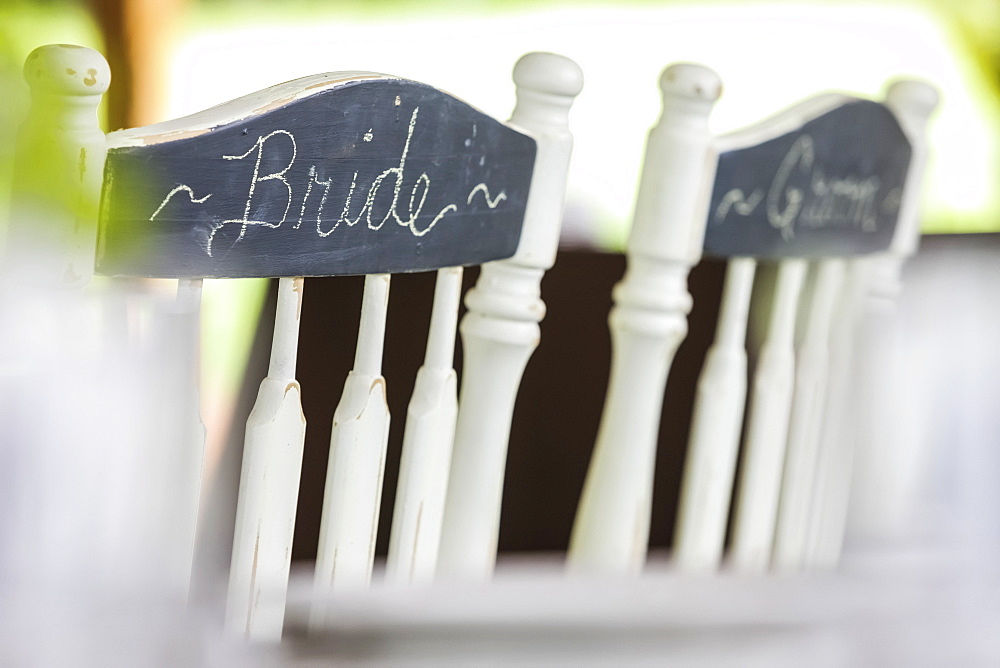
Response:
150,106,506,257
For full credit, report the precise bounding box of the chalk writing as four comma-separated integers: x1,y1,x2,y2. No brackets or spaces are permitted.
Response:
150,185,212,221
98,77,536,279
205,129,299,256
703,99,911,259
151,105,508,257
715,134,885,240
714,188,763,223
467,183,506,208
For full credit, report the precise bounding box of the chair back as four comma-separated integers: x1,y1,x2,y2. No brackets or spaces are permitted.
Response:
568,63,937,575
12,43,582,641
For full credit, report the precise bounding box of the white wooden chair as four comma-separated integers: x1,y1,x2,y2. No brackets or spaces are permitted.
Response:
567,62,937,575
4,45,207,632
15,44,582,642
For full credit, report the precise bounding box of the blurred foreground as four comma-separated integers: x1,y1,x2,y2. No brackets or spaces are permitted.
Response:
1,233,998,665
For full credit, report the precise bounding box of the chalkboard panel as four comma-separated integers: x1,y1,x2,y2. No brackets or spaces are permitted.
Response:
96,78,536,278
704,100,911,259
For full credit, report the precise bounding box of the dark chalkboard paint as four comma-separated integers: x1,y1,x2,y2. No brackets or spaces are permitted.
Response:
96,77,536,278
704,100,911,259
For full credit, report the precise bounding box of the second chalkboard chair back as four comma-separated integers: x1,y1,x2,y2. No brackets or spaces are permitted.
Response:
567,63,937,576
26,44,582,641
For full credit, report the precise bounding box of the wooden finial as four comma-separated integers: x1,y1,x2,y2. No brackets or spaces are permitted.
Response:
885,79,939,126
513,51,585,100
24,44,111,100
884,79,939,258
9,44,110,286
507,51,584,268
659,62,723,108
626,63,722,266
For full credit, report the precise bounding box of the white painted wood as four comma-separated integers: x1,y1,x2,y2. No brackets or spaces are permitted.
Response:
846,256,924,555
11,44,212,599
772,259,846,571
226,277,306,641
8,44,110,286
436,52,583,581
171,278,207,593
713,94,851,154
386,267,462,585
845,81,939,546
567,64,722,575
729,260,807,572
313,274,392,608
884,81,941,262
107,72,394,148
803,259,869,569
673,257,755,571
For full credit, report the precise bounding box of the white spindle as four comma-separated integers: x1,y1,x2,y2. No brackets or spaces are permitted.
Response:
772,259,845,571
841,80,939,547
226,277,306,641
884,81,941,265
171,277,207,592
673,257,755,571
803,259,869,569
8,44,109,286
567,63,722,575
313,273,391,607
386,267,462,585
729,259,807,571
436,52,583,581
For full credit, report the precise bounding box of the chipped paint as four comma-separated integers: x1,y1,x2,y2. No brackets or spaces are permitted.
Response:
368,443,385,572
246,525,262,639
252,75,379,116
139,127,212,145
410,502,424,580
119,75,395,147
372,377,389,413
292,277,304,320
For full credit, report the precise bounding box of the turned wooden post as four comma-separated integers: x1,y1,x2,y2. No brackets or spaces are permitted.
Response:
9,44,110,286
568,63,722,575
833,80,939,555
436,52,583,580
